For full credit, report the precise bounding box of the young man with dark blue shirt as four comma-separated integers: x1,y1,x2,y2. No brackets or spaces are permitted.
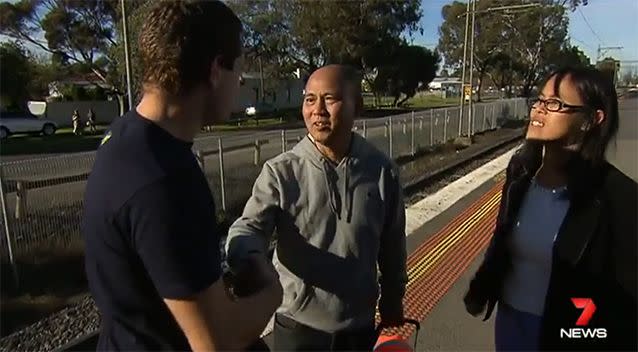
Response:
81,1,282,350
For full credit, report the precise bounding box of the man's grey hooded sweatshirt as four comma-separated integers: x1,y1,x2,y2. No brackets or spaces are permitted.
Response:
225,133,407,333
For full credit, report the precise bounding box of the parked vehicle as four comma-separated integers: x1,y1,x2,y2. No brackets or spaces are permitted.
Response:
245,102,278,118
0,111,58,139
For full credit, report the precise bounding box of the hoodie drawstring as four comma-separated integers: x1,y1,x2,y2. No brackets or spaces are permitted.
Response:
321,157,353,222
344,158,351,222
322,158,340,218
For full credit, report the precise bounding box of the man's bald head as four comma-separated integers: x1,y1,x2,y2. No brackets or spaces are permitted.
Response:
302,64,363,152
306,64,362,99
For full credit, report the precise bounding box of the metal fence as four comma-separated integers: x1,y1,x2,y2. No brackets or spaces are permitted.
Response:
0,98,528,262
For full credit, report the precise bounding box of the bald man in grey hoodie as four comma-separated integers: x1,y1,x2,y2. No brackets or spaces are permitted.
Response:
225,65,407,351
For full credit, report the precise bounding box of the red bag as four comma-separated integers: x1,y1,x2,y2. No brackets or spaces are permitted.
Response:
373,318,421,352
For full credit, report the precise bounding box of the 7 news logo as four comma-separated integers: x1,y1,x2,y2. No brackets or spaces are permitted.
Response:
560,298,607,339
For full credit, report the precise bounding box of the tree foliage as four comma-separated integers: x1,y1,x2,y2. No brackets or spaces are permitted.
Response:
1,0,590,107
374,45,440,106
231,0,421,72
438,0,509,101
437,0,589,98
231,0,441,106
0,0,119,84
0,41,33,109
596,57,620,86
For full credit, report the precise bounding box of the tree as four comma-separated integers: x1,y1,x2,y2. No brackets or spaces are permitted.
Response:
0,41,33,110
486,52,523,98
547,44,591,70
438,0,509,101
597,57,620,86
230,0,422,85
373,45,440,107
438,0,587,99
500,1,571,97
0,0,118,83
0,0,139,111
28,52,64,99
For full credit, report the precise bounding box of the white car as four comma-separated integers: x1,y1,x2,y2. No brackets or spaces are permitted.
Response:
0,111,58,139
245,102,277,118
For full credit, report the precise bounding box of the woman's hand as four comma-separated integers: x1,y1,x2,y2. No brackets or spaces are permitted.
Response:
463,291,487,317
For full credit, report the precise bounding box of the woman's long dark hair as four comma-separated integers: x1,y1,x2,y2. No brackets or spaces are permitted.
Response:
514,66,620,197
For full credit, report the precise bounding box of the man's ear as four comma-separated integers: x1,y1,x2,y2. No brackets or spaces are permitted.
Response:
209,55,223,89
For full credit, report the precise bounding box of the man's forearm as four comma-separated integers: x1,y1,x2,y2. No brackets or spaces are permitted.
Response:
379,275,407,315
225,279,282,350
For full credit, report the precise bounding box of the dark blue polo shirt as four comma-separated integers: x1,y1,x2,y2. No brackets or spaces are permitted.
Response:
82,110,221,351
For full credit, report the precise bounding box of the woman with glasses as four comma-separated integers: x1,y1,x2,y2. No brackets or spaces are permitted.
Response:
463,66,637,351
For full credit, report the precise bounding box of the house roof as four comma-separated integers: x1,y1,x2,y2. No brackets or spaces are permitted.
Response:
431,77,462,83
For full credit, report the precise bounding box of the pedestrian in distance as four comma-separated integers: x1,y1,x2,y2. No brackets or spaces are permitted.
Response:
225,64,409,351
81,1,282,351
87,108,97,134
464,66,637,351
72,109,82,135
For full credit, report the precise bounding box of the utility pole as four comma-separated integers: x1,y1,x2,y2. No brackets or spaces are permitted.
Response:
456,2,539,137
458,0,471,137
258,55,266,103
467,0,476,137
121,0,133,110
596,45,623,63
596,46,624,88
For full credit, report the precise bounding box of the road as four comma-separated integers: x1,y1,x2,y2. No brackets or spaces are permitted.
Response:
0,99,523,180
410,96,638,350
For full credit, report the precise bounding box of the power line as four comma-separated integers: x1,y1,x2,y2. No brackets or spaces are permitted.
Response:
578,7,603,44
570,35,596,50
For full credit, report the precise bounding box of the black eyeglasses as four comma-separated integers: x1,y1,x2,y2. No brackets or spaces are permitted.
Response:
528,98,587,112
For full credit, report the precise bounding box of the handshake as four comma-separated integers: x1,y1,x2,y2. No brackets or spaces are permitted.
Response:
223,254,281,299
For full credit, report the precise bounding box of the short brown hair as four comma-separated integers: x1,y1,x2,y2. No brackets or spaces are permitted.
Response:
138,0,242,96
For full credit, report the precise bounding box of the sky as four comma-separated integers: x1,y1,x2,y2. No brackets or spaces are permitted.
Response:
3,0,637,69
411,0,638,67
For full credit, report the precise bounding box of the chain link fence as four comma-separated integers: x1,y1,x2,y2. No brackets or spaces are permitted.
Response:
0,98,528,265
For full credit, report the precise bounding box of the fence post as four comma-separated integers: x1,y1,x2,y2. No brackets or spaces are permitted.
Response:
281,130,286,154
419,117,423,131
467,104,474,138
444,109,448,142
363,120,367,139
388,116,393,159
490,104,496,130
410,111,415,156
482,105,487,131
15,181,27,220
514,99,519,119
0,165,19,288
402,119,407,135
430,109,434,146
253,139,261,166
218,138,226,212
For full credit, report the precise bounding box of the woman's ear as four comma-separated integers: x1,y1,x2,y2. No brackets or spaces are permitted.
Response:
593,109,606,126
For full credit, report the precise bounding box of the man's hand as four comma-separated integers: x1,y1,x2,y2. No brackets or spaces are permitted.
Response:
229,253,279,297
380,309,405,328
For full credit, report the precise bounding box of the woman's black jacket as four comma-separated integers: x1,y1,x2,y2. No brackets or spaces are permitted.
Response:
465,146,637,351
